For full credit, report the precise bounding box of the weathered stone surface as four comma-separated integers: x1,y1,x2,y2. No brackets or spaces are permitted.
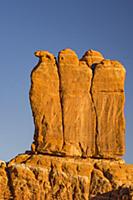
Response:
90,159,133,199
92,60,126,158
30,49,126,159
81,49,104,66
0,161,11,199
89,168,112,198
7,154,93,200
58,49,96,157
0,48,130,199
0,155,132,199
94,159,133,189
30,51,63,154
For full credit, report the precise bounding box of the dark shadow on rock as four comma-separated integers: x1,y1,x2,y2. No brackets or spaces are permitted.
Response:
90,187,132,200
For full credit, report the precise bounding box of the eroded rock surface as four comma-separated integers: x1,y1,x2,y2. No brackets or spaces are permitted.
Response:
58,49,96,157
0,155,132,199
0,48,131,199
92,60,126,158
0,161,11,199
7,154,93,200
81,49,104,66
30,48,126,159
30,51,63,154
90,159,133,199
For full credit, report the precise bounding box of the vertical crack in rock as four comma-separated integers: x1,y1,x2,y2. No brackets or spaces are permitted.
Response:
90,66,100,157
56,59,65,150
79,142,86,158
89,169,94,199
58,49,96,157
81,50,104,157
48,162,55,189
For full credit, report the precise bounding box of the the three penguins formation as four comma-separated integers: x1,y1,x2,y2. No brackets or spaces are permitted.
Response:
30,49,126,159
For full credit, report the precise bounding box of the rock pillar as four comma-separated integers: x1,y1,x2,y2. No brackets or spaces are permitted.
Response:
92,60,126,158
30,49,126,159
58,49,96,157
30,50,63,154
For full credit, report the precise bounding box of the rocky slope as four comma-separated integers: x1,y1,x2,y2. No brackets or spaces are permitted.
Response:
0,49,132,199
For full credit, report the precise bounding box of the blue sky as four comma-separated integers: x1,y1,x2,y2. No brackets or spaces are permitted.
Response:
0,0,133,163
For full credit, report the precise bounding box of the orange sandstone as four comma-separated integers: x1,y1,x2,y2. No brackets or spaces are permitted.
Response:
0,48,132,200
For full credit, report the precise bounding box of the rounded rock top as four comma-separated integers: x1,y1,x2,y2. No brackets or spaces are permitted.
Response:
96,59,126,72
34,50,55,63
58,48,79,65
81,49,104,66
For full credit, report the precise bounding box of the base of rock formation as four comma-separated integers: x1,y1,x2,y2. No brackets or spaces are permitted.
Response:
0,154,132,199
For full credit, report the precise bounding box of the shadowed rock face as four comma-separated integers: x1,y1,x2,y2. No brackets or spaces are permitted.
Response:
0,48,131,199
30,49,126,159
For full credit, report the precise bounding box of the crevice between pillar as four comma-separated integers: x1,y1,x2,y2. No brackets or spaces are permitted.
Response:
89,64,100,157
56,59,65,150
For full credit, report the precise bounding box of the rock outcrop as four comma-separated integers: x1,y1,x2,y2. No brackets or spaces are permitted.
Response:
30,49,126,159
0,155,132,199
58,49,96,157
92,60,126,158
0,48,132,199
30,51,63,154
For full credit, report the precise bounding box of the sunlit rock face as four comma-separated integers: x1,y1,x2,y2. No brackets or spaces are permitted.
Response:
81,49,104,66
30,49,125,159
1,155,133,199
58,49,96,157
30,51,63,154
0,48,131,199
92,60,126,158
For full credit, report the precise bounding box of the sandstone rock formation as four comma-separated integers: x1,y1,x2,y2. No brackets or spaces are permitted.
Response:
30,51,63,154
0,48,132,199
30,49,125,159
92,60,126,158
81,49,104,66
58,49,96,157
0,155,132,199
0,161,11,199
